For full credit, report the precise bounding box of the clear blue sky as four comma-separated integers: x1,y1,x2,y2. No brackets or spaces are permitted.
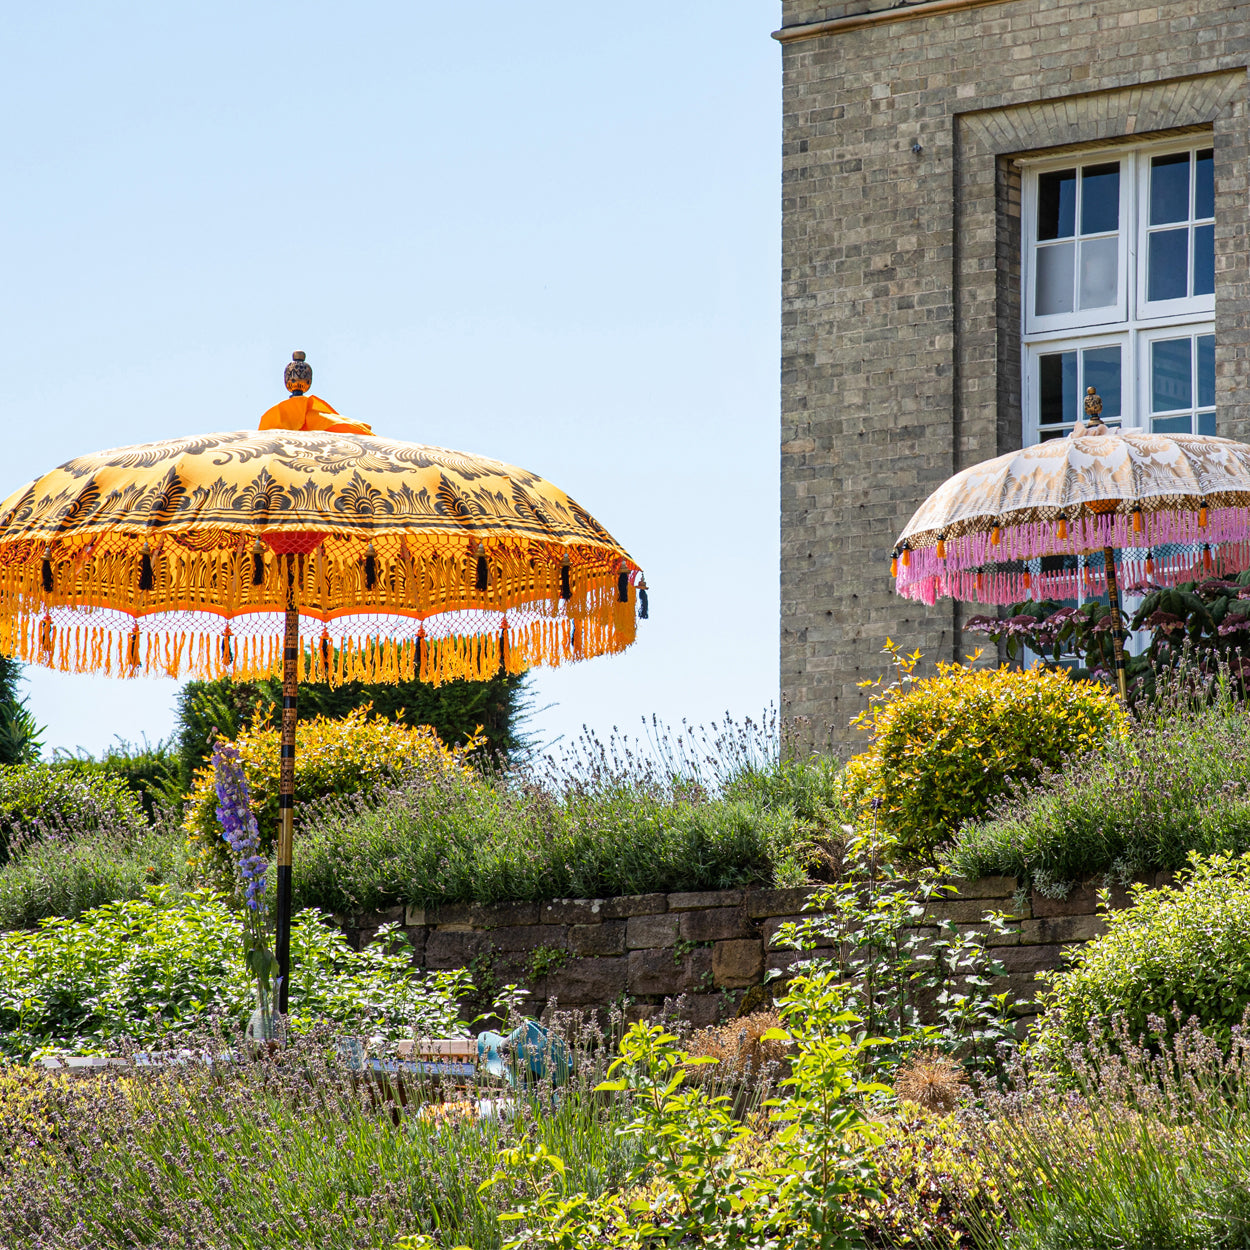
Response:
2,2,781,757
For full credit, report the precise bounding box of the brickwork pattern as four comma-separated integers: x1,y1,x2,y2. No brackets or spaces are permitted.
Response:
337,875,1170,1028
778,0,1250,752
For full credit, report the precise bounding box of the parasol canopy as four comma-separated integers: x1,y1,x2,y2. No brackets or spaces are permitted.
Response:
0,429,641,685
893,431,1250,608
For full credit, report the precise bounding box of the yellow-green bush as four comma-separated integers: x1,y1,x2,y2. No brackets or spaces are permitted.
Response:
848,647,1126,860
852,1106,1008,1248
185,705,477,874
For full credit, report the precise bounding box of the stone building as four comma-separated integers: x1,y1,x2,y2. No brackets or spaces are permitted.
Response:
776,0,1248,751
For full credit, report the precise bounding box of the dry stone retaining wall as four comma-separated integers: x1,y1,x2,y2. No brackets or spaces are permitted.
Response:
338,873,1175,1029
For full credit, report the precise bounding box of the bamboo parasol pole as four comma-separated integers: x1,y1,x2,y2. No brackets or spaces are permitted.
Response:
1102,544,1129,705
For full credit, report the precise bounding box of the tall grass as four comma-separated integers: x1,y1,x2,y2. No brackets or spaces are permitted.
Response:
293,716,846,914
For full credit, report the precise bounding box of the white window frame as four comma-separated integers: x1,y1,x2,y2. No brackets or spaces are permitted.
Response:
1023,156,1129,335
1021,136,1215,448
1138,323,1218,436
1134,139,1217,323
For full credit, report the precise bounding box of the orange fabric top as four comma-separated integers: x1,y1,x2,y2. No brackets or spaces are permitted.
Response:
258,393,373,437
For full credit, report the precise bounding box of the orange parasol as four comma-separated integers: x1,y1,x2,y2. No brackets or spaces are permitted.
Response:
0,352,647,1009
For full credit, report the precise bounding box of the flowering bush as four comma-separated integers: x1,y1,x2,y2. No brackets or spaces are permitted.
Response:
0,763,144,864
847,642,1127,860
184,704,476,874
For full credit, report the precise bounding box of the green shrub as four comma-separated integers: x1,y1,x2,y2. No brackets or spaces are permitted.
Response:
849,644,1127,861
950,698,1250,886
1035,853,1250,1061
293,767,804,914
0,763,144,864
0,885,468,1063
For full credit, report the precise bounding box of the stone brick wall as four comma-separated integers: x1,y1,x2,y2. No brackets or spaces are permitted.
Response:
338,874,1170,1028
776,0,1250,753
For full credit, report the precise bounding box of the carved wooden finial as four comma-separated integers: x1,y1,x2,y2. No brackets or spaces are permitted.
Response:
284,351,312,395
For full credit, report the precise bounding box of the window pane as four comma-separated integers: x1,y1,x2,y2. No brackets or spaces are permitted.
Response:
1153,337,1193,413
1081,163,1120,233
1083,346,1121,418
1036,242,1075,315
1198,334,1215,409
1148,228,1189,302
1039,351,1077,426
1194,223,1215,297
1078,236,1118,309
1197,410,1216,436
1195,148,1214,220
1150,152,1191,225
1153,414,1192,434
1038,169,1076,240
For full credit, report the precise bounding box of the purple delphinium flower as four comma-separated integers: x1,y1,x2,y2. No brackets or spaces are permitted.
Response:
212,741,267,912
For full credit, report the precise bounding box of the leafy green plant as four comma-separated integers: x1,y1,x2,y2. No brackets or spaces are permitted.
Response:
295,770,802,913
483,969,887,1250
1034,852,1250,1063
0,762,144,865
0,657,42,767
0,886,468,1062
775,831,1017,1082
846,642,1126,861
54,737,185,820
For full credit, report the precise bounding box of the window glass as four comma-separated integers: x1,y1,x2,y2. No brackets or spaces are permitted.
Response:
1081,164,1120,233
1084,346,1122,417
1195,148,1214,220
1036,243,1075,316
1039,351,1077,426
1152,337,1193,413
1198,334,1215,409
1194,224,1215,297
1079,237,1118,309
1147,229,1189,302
1038,169,1076,240
1150,152,1190,225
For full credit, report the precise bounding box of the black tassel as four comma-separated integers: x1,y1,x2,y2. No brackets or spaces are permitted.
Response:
320,632,331,672
364,544,377,590
618,571,629,603
639,586,649,620
499,628,508,674
41,558,53,593
139,550,154,591
476,554,489,592
560,564,572,601
252,550,264,586
221,634,234,665
415,634,424,678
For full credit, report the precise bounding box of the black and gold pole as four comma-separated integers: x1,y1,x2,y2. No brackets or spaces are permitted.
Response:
275,552,299,1015
1102,545,1129,706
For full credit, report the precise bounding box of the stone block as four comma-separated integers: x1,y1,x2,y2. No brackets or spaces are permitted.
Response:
628,948,683,997
569,921,626,957
600,893,668,919
479,901,541,928
627,913,680,949
713,939,765,988
948,875,1017,899
923,899,1009,925
679,907,752,943
430,901,481,929
539,899,608,925
745,887,819,918
668,889,744,910
994,943,1065,974
546,956,628,1005
424,929,488,970
680,994,728,1030
404,905,426,927
485,924,568,953
1020,914,1106,945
